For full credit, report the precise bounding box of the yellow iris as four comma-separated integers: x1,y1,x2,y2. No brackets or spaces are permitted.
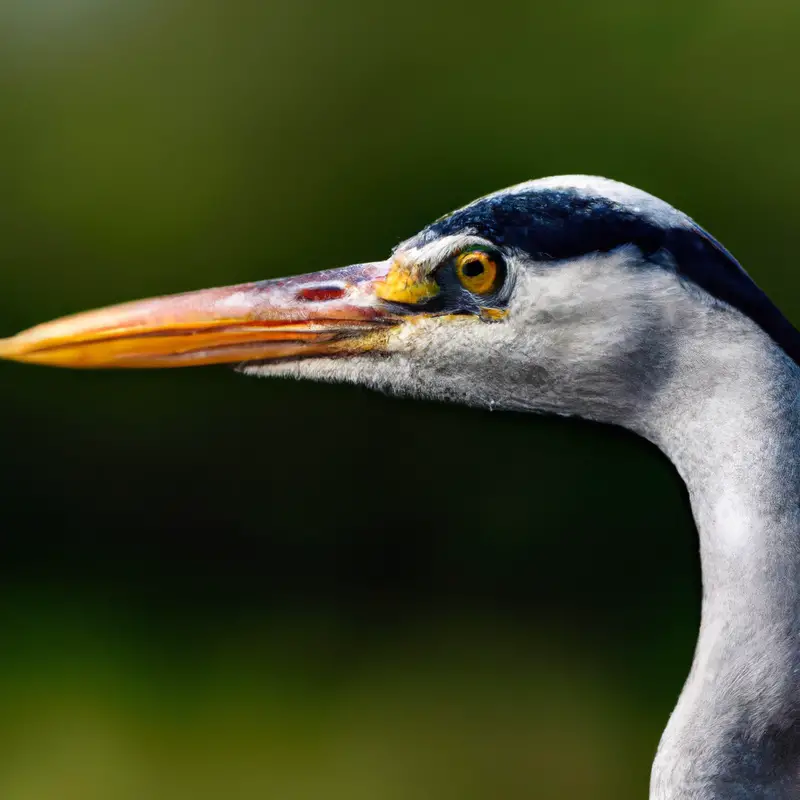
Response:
455,251,499,295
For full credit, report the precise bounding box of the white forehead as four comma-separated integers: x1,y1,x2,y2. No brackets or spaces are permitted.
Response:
395,175,698,265
488,175,694,230
395,234,491,266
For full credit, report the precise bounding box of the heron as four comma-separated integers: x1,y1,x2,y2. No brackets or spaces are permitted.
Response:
1,175,798,798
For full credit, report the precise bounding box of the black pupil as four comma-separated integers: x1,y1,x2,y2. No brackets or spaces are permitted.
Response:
462,258,486,278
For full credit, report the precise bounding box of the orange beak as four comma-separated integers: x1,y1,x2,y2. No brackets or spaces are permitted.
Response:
0,262,404,369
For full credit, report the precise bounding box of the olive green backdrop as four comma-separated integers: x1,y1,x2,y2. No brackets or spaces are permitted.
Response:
0,1,798,797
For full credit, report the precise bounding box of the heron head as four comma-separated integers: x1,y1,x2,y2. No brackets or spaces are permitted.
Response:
1,175,793,426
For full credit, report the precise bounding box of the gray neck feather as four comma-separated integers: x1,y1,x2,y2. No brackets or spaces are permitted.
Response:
257,253,800,796
638,311,800,799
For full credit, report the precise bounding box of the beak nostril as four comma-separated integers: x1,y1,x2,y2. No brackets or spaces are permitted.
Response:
297,286,346,303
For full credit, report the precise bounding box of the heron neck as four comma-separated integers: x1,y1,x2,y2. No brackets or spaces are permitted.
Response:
642,320,800,799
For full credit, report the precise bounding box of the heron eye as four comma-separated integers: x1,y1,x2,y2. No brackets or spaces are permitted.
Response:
454,251,499,295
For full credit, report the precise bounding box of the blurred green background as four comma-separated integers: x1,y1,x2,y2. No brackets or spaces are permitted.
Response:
0,0,798,797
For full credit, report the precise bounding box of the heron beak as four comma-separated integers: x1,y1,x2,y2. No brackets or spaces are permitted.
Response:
0,261,406,369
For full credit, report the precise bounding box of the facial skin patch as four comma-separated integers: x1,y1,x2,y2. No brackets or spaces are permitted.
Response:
375,257,439,305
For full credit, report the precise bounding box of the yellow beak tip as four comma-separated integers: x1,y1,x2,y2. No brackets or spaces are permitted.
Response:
0,337,19,360
0,335,44,365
